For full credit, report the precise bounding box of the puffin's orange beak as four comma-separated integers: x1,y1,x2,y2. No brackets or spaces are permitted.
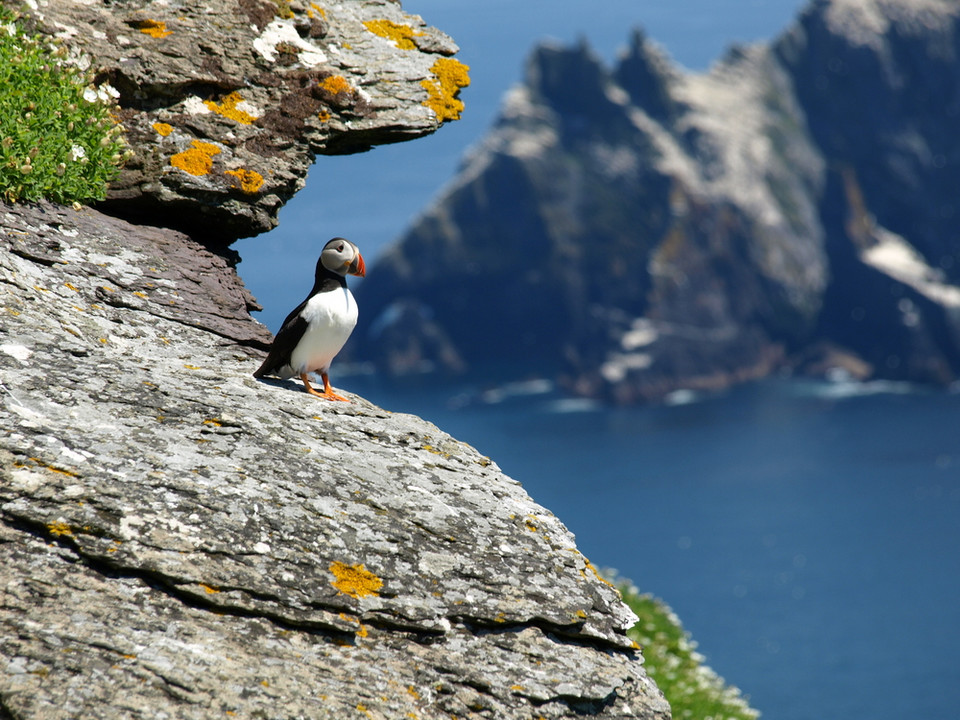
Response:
349,252,366,277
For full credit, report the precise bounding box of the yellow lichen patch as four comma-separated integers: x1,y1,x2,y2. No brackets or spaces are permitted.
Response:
199,583,220,594
152,122,173,137
307,3,326,20
183,364,202,370
28,458,80,478
584,558,614,587
225,168,265,194
319,75,353,96
329,561,383,599
204,91,258,125
136,19,173,38
421,443,452,459
420,57,470,122
363,19,423,50
47,521,73,537
338,612,369,638
318,110,331,122
63,282,78,292
407,686,420,700
170,140,221,176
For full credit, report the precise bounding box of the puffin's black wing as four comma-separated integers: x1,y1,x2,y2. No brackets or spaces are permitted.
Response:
253,300,309,378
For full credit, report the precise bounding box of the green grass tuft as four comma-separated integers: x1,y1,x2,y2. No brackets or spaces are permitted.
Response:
619,580,761,720
0,9,129,204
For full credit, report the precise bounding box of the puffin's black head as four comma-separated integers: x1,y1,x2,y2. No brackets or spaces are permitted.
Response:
318,237,366,279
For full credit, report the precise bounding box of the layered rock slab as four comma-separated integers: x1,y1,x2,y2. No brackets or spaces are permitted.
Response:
20,0,468,242
0,201,669,719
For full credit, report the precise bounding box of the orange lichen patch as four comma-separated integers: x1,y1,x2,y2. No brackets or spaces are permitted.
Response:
318,110,331,122
329,561,383,599
170,140,220,176
584,558,614,587
319,75,353,96
363,18,423,50
47,521,74,537
21,457,80,478
421,57,470,122
225,168,265,194
152,122,173,137
136,19,173,39
338,612,369,638
199,583,220,594
204,91,258,125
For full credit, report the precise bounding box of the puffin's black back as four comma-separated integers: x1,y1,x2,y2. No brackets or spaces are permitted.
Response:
252,256,347,378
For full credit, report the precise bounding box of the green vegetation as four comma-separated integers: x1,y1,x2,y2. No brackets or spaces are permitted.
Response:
619,581,761,720
0,9,128,204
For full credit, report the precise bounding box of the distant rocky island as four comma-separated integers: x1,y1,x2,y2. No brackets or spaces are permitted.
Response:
351,0,960,403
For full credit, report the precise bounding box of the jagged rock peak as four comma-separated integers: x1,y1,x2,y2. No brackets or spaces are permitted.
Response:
613,28,681,121
524,38,613,111
19,0,470,245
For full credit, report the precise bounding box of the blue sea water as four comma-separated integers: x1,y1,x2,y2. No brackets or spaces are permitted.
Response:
340,375,960,720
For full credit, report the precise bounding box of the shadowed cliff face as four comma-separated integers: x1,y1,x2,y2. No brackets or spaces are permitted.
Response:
0,202,670,718
351,0,960,402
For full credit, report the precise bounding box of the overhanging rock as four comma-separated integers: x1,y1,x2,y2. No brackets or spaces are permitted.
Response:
20,0,470,243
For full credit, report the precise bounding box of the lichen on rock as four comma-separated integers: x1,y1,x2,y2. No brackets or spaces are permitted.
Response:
0,201,670,718
19,0,469,244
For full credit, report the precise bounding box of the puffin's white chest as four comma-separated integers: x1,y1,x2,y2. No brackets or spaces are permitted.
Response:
288,287,358,375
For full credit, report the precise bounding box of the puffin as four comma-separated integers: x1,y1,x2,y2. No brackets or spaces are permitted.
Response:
253,237,366,401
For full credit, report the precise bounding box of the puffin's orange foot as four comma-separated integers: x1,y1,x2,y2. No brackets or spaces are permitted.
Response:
318,390,350,402
300,372,350,401
320,372,350,402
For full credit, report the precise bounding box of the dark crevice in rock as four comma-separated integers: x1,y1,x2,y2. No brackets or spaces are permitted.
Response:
0,514,360,644
463,617,641,657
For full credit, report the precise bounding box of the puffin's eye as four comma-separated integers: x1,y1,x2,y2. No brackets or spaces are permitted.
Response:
337,244,344,252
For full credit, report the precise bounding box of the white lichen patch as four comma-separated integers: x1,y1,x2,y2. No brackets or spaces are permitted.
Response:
0,344,32,362
182,96,211,115
253,20,327,67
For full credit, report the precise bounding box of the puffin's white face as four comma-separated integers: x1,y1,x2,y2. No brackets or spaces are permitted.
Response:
320,237,366,277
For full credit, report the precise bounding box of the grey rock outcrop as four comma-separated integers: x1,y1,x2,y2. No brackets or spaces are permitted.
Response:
19,0,469,243
0,201,669,718
350,0,960,402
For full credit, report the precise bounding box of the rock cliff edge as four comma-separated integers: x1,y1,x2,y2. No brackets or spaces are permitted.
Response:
0,203,668,719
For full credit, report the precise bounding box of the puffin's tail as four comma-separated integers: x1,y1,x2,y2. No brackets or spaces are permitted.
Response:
253,357,272,378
